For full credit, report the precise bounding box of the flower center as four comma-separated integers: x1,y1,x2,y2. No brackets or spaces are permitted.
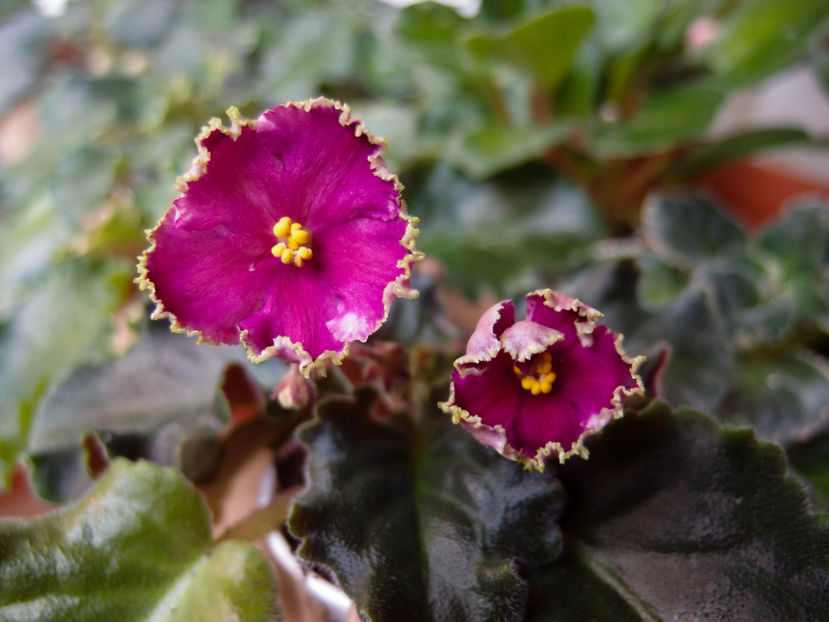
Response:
271,216,313,267
513,351,557,395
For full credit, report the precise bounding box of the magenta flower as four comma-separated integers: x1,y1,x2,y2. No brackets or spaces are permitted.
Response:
440,290,643,470
137,99,422,376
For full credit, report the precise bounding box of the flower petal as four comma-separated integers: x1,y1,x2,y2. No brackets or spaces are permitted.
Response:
138,99,422,375
525,289,602,347
140,125,283,343
499,320,563,362
458,300,515,365
441,288,644,471
448,352,523,438
256,101,399,228
512,326,641,456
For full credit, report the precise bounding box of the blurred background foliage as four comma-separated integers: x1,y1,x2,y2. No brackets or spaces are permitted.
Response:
3,1,829,619
1,0,829,505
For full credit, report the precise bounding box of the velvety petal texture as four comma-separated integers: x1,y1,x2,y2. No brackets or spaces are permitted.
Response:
138,99,422,376
440,289,644,471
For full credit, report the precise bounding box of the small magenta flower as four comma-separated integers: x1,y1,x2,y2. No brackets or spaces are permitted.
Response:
440,290,643,470
137,99,422,376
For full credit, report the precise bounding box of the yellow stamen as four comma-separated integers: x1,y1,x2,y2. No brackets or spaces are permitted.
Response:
271,216,312,267
271,242,286,258
273,217,292,238
291,229,310,245
513,351,557,395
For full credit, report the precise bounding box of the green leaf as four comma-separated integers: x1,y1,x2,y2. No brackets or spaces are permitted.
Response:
752,202,829,326
394,1,468,71
447,122,570,179
466,6,595,88
635,253,688,310
477,0,549,23
0,459,280,621
709,0,829,86
591,85,724,156
26,330,245,502
577,0,662,52
289,388,565,622
717,350,829,444
788,431,829,506
527,402,829,619
642,194,745,267
672,127,811,179
565,261,734,413
654,286,736,412
407,164,604,296
0,196,65,314
0,261,129,486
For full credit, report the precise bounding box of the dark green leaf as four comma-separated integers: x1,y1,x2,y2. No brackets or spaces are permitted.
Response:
717,350,829,444
394,1,467,70
564,261,734,413
635,253,688,310
407,164,604,296
642,194,745,267
654,286,735,412
466,6,595,88
528,402,829,620
591,85,724,156
788,430,829,506
709,0,829,86
477,0,549,23
0,459,280,621
752,202,829,325
289,389,565,622
447,122,570,179
26,330,245,501
672,127,811,179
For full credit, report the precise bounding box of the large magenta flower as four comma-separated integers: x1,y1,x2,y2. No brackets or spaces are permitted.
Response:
440,290,643,470
138,99,422,376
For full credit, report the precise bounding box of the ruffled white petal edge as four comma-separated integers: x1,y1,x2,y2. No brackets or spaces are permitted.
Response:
439,288,645,472
136,98,423,379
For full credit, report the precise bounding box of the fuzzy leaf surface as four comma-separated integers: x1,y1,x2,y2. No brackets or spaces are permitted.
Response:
25,330,246,502
527,402,829,620
0,459,280,621
289,389,565,622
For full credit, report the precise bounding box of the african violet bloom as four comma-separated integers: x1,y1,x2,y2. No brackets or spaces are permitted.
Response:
138,99,421,376
440,290,643,470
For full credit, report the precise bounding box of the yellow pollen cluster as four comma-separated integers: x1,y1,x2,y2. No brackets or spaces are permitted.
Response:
271,217,313,267
513,351,557,395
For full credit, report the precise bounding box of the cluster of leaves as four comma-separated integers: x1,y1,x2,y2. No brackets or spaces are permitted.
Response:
2,0,829,620
290,381,829,620
557,196,829,508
